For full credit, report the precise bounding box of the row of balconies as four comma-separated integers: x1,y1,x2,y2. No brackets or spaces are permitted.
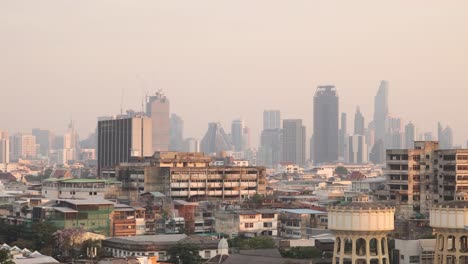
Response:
171,190,257,197
171,174,258,181
170,182,257,188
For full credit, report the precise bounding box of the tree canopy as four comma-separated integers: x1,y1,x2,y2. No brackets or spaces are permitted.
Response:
167,242,202,264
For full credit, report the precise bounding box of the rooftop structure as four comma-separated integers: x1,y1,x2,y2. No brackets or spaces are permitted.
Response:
430,191,468,263
328,194,395,264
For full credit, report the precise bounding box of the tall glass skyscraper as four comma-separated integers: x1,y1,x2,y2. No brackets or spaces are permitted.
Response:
313,85,339,165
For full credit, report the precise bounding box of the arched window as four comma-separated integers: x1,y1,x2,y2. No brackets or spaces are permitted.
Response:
356,238,366,256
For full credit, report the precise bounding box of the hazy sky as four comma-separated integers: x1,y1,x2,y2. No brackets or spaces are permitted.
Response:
1,0,468,147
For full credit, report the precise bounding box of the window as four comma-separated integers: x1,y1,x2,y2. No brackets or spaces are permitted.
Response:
244,223,254,228
94,192,97,195
263,222,272,228
204,250,211,258
89,192,93,195
409,256,419,263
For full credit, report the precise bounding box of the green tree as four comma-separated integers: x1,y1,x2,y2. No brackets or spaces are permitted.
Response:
228,236,276,250
0,249,14,264
335,166,349,176
167,243,202,264
279,247,322,259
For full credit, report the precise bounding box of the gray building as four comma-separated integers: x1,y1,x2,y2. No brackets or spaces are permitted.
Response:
146,91,170,152
354,106,365,135
438,122,453,149
97,116,152,176
263,110,281,130
259,129,283,168
405,122,415,149
32,129,54,157
339,112,348,162
200,122,232,154
282,119,306,166
348,135,367,164
169,113,184,151
373,80,389,145
231,119,244,152
182,138,200,152
313,85,339,165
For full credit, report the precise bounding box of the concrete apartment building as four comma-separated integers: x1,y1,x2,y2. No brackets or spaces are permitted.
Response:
10,133,36,161
381,141,468,218
393,239,435,264
115,152,266,201
41,178,122,200
214,209,278,237
146,91,170,152
278,209,328,239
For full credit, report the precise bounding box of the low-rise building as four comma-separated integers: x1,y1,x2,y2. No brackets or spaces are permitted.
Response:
393,239,435,264
112,204,146,237
278,209,328,239
32,198,114,236
42,178,121,200
215,209,278,237
102,234,224,262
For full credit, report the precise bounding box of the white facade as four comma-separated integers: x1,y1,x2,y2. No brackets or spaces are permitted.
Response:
215,210,278,237
348,135,368,164
41,179,121,199
10,134,36,161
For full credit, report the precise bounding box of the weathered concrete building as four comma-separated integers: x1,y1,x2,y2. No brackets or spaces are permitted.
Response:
115,152,266,201
380,141,468,218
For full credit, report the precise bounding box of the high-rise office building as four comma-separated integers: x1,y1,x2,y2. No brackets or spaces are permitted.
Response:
338,112,348,162
242,127,251,151
354,106,365,135
348,135,367,164
438,122,453,149
259,129,282,167
63,121,79,162
10,133,36,161
385,115,403,149
97,116,152,176
404,122,415,149
200,122,232,154
169,114,184,151
424,132,434,141
263,110,281,130
182,138,200,152
32,129,54,157
282,119,306,166
146,91,170,152
313,85,339,165
0,131,9,164
373,81,389,144
231,119,244,151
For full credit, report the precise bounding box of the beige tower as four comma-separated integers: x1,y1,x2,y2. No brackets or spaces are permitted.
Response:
328,194,395,264
430,192,468,264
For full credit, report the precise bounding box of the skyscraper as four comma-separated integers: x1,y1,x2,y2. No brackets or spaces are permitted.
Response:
200,122,232,154
0,131,9,164
438,122,453,149
282,119,306,166
259,128,282,167
354,106,365,135
404,122,415,149
231,119,244,151
146,91,170,152
63,121,79,162
182,138,200,152
313,85,339,165
348,135,368,164
32,129,54,157
10,133,36,161
97,116,152,176
385,115,403,149
263,110,281,130
338,112,348,162
169,114,184,151
373,81,389,144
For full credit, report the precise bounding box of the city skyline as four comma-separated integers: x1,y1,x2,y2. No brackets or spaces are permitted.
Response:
1,1,468,147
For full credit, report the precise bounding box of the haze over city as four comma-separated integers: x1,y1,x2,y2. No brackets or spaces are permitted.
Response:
1,1,468,147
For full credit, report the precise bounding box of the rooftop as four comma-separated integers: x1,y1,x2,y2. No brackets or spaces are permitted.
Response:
280,208,327,215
